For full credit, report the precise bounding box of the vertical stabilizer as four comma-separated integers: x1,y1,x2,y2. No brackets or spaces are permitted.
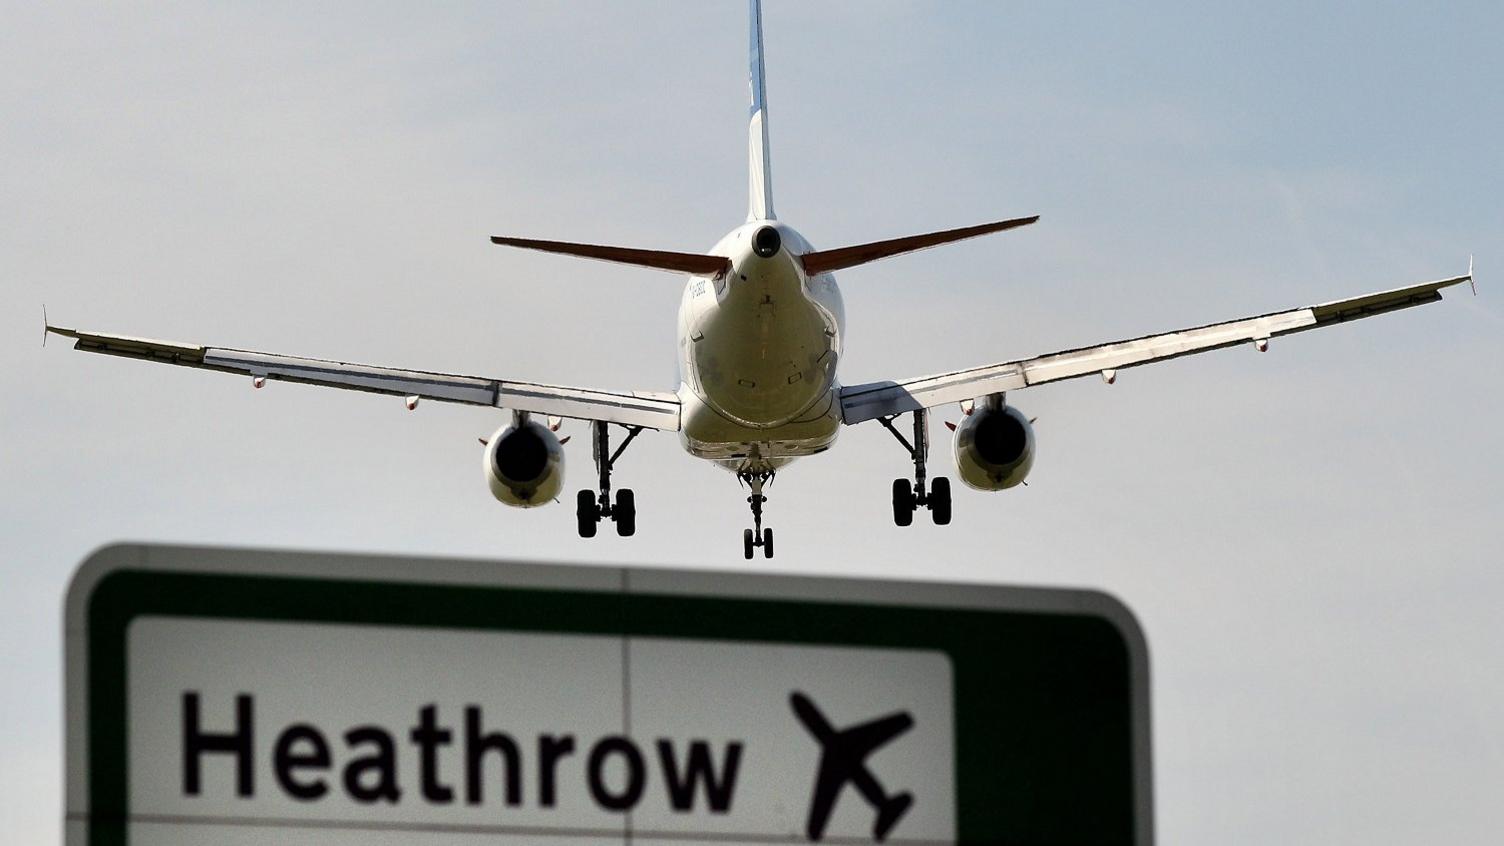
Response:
747,0,775,221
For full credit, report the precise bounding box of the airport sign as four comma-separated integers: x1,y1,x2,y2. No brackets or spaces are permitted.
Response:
65,544,1151,844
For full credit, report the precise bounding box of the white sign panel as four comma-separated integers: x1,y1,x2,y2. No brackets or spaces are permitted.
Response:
65,544,1151,845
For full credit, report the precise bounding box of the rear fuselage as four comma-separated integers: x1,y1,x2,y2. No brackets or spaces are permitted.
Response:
677,221,844,473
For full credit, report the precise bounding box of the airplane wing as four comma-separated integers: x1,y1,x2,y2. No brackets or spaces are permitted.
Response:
839,711,916,760
840,270,1472,424
804,760,844,843
45,325,681,431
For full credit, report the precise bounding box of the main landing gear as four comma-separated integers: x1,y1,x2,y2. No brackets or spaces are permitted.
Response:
739,470,774,559
576,421,644,538
878,407,951,527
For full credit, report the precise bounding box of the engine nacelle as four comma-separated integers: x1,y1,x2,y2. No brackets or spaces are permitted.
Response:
483,413,565,507
952,398,1035,491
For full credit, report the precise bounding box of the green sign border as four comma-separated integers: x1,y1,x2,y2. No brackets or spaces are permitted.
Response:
77,555,1142,845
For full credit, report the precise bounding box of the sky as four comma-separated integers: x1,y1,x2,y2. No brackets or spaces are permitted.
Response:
3,1,1502,842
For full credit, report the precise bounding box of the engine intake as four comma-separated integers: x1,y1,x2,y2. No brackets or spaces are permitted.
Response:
484,413,565,507
952,398,1035,491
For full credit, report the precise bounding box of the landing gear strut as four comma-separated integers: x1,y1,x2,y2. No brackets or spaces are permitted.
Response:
739,470,775,559
878,408,951,526
576,421,643,538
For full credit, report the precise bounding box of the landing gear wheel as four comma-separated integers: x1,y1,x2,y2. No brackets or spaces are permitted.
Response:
613,489,636,537
581,420,646,541
929,477,952,526
576,489,599,538
892,478,915,527
738,470,775,557
881,408,958,528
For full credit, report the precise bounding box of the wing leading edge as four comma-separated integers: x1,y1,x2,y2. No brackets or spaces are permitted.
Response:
45,325,681,431
841,270,1472,424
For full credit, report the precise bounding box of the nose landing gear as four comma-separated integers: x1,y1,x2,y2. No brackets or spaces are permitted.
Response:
879,408,951,526
576,421,643,538
739,470,775,559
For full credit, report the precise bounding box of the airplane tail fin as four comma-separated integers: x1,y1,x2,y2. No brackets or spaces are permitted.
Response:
874,791,914,842
747,0,775,221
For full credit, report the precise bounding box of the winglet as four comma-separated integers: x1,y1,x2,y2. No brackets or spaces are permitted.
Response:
42,309,80,347
1469,254,1476,296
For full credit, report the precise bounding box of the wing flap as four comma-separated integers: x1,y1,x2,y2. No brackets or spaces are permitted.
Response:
1018,308,1317,387
493,384,681,429
841,271,1469,424
202,349,499,405
48,325,681,431
1308,276,1453,323
54,327,209,366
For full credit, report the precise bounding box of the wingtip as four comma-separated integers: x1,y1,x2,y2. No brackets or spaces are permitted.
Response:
41,308,79,348
41,305,66,347
1469,254,1476,296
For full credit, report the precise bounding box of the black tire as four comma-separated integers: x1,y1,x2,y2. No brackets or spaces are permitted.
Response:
614,489,636,537
930,477,952,526
892,478,915,527
576,490,598,538
762,528,774,558
743,528,755,559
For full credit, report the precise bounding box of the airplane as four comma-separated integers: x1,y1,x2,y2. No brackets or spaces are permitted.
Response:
789,691,915,843
46,1,1472,559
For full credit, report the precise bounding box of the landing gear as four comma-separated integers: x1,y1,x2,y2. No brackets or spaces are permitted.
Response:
739,470,775,559
576,421,643,539
742,528,772,559
879,408,952,526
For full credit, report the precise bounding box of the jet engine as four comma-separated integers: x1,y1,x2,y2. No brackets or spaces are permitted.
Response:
483,412,565,507
952,396,1035,491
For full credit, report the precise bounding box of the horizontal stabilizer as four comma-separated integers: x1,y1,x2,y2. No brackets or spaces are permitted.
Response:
491,236,730,276
801,215,1039,276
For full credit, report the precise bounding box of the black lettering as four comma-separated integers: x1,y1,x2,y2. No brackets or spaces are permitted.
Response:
273,724,331,800
537,734,576,808
464,706,521,806
587,736,645,811
182,692,253,797
410,704,454,804
657,739,742,813
343,726,401,803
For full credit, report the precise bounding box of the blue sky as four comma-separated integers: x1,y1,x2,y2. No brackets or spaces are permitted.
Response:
3,2,1502,842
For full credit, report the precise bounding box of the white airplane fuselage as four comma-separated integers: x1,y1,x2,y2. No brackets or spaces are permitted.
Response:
676,221,845,474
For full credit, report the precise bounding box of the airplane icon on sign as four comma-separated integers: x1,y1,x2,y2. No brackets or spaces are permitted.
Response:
790,692,915,842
